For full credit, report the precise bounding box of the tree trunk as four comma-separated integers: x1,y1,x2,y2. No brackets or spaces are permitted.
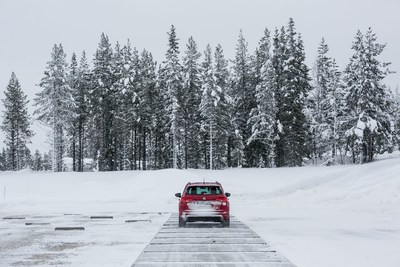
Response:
210,123,213,170
142,127,146,170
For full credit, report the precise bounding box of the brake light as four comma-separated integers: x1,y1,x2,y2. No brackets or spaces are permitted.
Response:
216,196,228,206
180,197,191,203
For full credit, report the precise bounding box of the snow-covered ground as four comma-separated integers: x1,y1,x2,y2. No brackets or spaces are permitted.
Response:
1,155,400,267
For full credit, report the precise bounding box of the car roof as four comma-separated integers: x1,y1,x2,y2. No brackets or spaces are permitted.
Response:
186,182,222,186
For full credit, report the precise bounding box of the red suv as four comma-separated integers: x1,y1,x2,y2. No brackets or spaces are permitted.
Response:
175,182,231,227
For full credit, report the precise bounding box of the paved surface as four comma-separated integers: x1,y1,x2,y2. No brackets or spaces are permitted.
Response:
132,214,296,267
0,212,169,266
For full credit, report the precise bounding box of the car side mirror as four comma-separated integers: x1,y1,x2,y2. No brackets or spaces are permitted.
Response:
225,192,231,197
175,193,182,198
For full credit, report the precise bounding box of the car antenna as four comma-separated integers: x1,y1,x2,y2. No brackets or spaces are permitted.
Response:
203,178,205,184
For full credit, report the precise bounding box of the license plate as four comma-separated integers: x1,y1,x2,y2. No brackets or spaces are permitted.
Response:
189,201,212,209
193,201,212,206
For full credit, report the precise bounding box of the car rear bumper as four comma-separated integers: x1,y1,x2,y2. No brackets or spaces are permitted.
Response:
181,210,229,222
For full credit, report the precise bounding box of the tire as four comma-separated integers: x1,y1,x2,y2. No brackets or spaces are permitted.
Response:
179,217,186,227
222,217,230,227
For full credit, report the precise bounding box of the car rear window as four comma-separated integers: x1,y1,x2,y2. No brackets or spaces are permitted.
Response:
186,186,222,195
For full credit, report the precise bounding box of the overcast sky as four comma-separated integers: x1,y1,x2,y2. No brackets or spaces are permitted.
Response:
1,0,399,153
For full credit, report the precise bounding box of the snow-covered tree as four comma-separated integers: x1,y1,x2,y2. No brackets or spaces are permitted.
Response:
114,41,140,170
42,151,52,171
67,52,79,171
90,33,119,171
230,30,253,167
200,45,219,169
74,51,91,171
1,72,33,170
343,29,392,163
161,25,184,168
182,36,202,169
274,19,311,167
137,49,158,170
213,44,232,169
310,38,344,165
155,66,173,169
34,44,74,172
32,149,43,171
0,148,6,171
391,86,400,150
248,28,277,168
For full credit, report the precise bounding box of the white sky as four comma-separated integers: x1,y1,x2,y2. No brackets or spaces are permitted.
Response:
0,0,399,153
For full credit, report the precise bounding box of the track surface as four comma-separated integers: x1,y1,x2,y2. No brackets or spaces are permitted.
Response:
132,214,296,267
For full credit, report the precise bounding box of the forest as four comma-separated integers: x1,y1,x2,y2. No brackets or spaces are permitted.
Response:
1,18,399,172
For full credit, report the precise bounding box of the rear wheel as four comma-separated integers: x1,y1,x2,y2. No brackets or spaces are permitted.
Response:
179,217,186,227
222,217,230,227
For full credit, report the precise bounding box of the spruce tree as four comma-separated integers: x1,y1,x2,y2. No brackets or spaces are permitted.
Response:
213,44,232,169
1,72,33,170
117,41,140,170
199,45,219,169
161,25,184,168
274,19,311,167
344,28,392,163
391,86,400,150
182,36,202,168
310,38,344,165
155,66,172,169
0,148,6,171
91,33,118,171
231,30,253,167
32,149,43,171
137,49,158,170
74,51,91,171
34,44,74,172
68,53,79,171
248,28,278,167
42,152,52,171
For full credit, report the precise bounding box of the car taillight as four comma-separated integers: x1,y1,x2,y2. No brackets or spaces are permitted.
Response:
216,197,228,206
180,198,190,204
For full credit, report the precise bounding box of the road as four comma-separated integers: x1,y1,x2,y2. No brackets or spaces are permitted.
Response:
132,213,296,267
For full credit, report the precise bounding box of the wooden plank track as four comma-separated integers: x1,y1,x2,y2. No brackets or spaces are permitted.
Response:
132,214,296,267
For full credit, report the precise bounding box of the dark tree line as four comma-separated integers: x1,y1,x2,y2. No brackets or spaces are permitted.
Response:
1,19,399,171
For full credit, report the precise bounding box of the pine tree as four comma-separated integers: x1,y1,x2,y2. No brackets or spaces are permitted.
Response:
137,49,158,170
161,25,184,168
343,28,392,163
90,33,118,171
42,152,52,171
68,52,79,171
109,41,128,170
116,41,140,170
0,148,7,171
248,28,277,168
32,149,43,171
200,45,219,169
231,30,253,167
213,44,232,169
182,36,202,168
310,38,344,165
155,66,172,169
74,51,91,171
391,86,400,150
274,19,311,167
34,44,74,172
1,72,33,171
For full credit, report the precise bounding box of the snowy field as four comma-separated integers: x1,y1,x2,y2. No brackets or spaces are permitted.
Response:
1,155,400,267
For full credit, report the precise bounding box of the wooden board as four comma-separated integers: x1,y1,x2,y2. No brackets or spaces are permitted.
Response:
132,214,296,267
